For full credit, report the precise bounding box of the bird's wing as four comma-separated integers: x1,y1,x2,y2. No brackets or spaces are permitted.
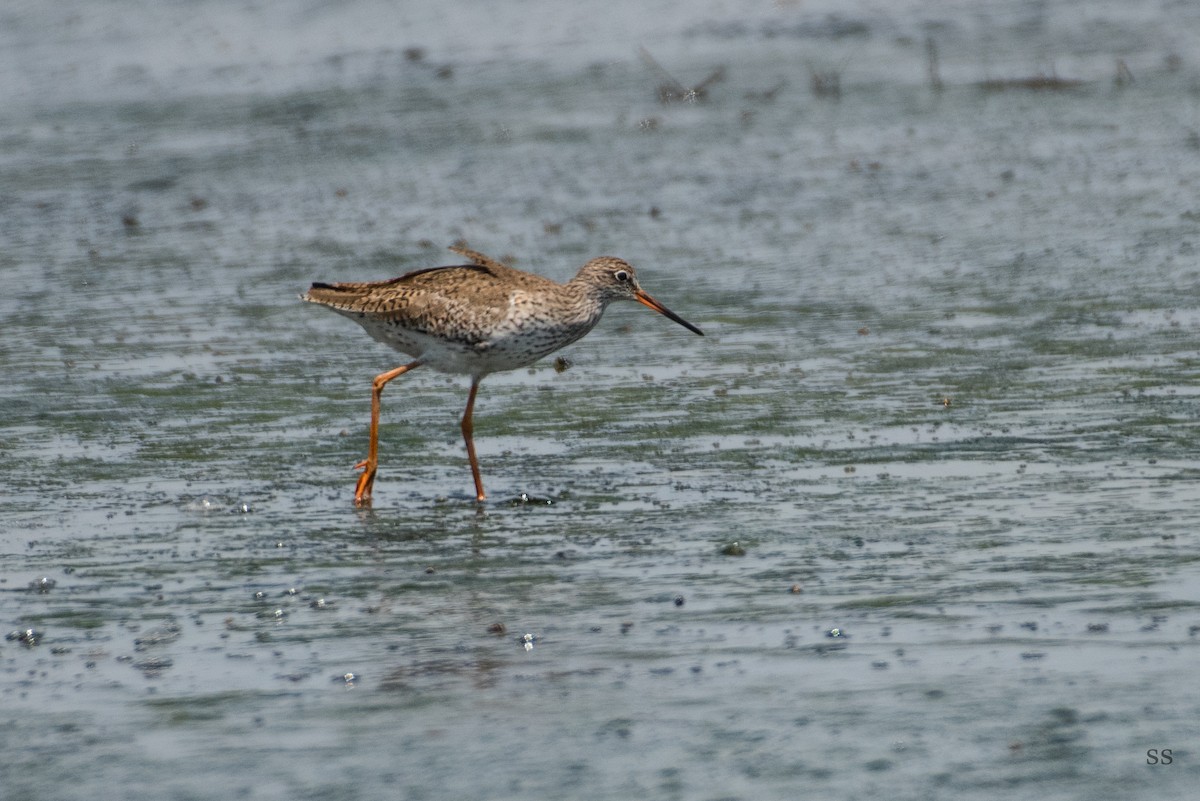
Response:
303,263,520,337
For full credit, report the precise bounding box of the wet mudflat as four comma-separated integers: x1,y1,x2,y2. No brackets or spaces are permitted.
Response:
2,2,1200,799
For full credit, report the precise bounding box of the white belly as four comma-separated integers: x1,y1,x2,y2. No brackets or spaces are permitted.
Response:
359,315,593,378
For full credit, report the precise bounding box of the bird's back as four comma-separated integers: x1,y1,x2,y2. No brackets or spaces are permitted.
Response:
302,248,597,376
305,247,558,328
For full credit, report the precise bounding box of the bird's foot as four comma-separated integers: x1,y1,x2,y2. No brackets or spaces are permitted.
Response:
353,459,376,506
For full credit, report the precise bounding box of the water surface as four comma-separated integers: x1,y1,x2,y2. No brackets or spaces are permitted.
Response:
2,2,1200,799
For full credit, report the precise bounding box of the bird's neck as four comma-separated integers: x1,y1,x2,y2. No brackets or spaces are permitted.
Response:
556,281,609,328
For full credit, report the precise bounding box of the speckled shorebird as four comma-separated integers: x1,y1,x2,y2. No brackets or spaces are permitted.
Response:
303,246,704,505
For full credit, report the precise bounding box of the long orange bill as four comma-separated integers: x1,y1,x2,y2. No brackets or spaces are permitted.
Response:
634,290,704,336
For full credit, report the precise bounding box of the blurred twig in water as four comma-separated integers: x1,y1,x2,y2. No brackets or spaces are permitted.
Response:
926,36,944,92
639,46,725,104
744,80,787,102
1114,59,1135,87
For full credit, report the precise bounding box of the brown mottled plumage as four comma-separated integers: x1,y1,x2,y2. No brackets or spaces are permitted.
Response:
302,245,703,505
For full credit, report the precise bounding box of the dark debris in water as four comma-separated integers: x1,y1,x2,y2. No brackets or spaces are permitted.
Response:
975,74,1084,92
27,577,57,593
134,621,182,650
509,493,553,506
6,628,43,647
131,657,174,675
793,640,850,656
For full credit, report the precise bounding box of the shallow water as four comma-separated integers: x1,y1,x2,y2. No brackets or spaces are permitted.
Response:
3,1,1200,799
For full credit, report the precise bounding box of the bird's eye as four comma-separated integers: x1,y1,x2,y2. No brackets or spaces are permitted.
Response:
614,269,631,282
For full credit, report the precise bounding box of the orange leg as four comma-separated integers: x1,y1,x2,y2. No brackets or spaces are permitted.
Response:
461,379,486,502
354,360,422,506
